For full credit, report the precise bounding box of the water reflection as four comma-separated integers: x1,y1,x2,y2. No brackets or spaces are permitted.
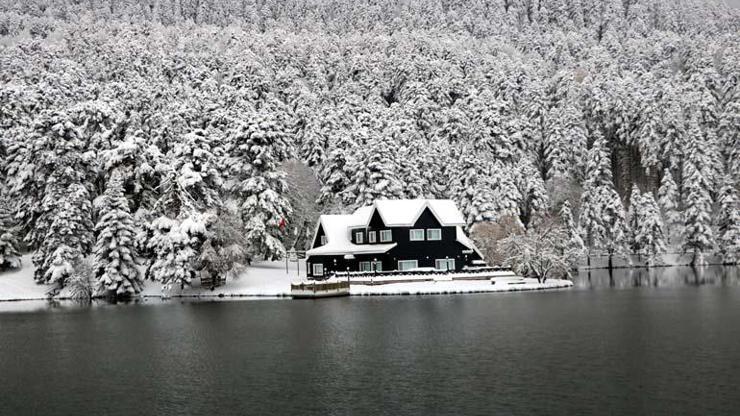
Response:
573,266,740,289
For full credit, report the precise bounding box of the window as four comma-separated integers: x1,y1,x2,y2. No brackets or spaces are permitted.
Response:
312,263,324,276
320,235,328,245
360,261,382,272
426,229,442,241
368,231,376,243
409,229,425,241
379,230,392,242
355,231,364,244
398,260,419,271
435,259,455,271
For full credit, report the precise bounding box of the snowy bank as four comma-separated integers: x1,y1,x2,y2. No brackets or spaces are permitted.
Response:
1,255,571,303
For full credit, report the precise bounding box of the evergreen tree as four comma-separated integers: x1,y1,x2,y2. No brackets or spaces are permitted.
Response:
452,154,498,226
560,200,585,268
579,133,629,267
225,112,293,260
515,158,550,228
36,184,94,287
626,184,643,252
94,172,143,298
147,215,208,291
634,193,667,267
344,133,404,208
0,200,21,271
657,169,682,246
681,119,715,266
716,175,740,264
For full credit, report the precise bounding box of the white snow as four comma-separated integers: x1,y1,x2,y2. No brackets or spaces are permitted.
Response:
307,199,477,256
0,255,571,303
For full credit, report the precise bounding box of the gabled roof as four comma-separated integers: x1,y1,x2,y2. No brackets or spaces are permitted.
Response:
307,199,470,257
307,213,396,256
348,199,466,228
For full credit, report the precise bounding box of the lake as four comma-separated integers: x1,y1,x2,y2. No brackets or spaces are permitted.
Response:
1,266,739,415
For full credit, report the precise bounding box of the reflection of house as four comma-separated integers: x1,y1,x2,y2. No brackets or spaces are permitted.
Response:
306,199,484,278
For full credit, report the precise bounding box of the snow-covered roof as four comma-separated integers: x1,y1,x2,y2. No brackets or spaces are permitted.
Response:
348,199,466,228
307,213,397,256
456,226,484,259
307,199,471,257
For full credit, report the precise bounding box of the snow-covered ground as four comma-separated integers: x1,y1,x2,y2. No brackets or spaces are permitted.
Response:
0,255,571,303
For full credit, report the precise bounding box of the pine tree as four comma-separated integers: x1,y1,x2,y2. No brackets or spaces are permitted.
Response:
94,172,143,298
37,184,94,287
0,199,21,270
147,215,208,291
681,118,715,266
515,158,549,228
579,133,629,267
451,154,498,226
657,169,681,246
225,112,292,260
344,133,404,208
634,193,667,267
626,184,643,252
560,200,585,268
716,175,740,264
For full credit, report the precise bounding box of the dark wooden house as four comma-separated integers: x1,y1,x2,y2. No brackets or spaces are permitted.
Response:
306,199,484,278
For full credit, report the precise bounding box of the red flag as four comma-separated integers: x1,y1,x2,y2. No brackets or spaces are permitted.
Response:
278,218,287,230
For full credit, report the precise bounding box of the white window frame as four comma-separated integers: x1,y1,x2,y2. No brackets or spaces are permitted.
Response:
371,261,383,272
435,259,455,271
320,235,328,245
368,231,376,243
355,230,364,244
426,229,442,241
379,230,392,242
409,229,425,241
359,261,372,272
312,263,324,276
398,260,419,271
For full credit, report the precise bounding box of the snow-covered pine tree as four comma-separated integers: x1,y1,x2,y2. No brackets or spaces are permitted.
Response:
344,132,405,209
657,169,682,246
716,175,740,264
169,129,224,211
579,132,611,251
515,157,550,228
0,199,22,270
147,215,209,291
37,184,94,287
559,200,585,269
102,130,165,212
682,117,715,266
94,172,143,298
579,132,629,268
634,192,667,267
451,154,499,226
626,184,643,253
225,112,293,260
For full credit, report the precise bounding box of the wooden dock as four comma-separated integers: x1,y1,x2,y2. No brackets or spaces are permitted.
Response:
290,280,350,299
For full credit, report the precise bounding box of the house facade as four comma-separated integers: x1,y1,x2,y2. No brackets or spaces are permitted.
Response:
306,199,484,278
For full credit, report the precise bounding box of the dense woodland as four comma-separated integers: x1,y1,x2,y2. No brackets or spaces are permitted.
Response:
0,0,738,297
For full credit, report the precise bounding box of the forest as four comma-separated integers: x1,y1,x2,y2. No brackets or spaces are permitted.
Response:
0,0,738,298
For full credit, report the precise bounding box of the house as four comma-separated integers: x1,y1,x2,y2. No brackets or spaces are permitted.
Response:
306,199,484,278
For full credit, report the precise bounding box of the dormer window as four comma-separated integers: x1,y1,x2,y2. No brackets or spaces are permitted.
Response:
368,231,376,243
355,230,364,244
410,229,425,241
379,230,392,242
426,229,441,241
320,235,328,245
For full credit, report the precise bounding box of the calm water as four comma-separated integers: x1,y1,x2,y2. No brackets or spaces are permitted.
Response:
1,266,739,415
